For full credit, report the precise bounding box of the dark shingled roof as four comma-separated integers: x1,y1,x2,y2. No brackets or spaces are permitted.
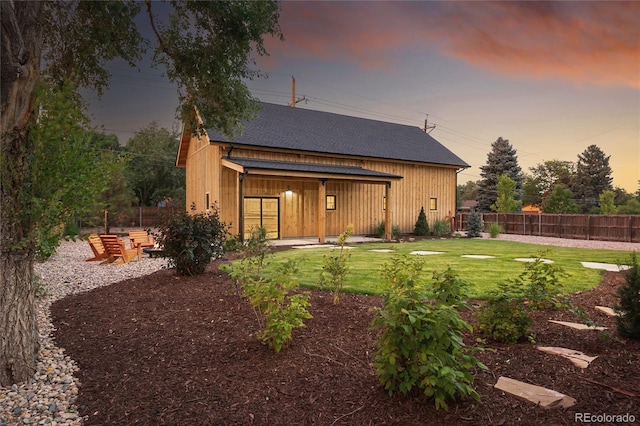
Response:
224,157,402,179
207,103,469,168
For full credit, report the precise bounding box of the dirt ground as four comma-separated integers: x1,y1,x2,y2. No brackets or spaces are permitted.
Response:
51,254,640,426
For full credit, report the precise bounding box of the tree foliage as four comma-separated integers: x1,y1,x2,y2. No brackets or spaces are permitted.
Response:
491,174,522,213
598,190,617,214
0,0,282,385
477,137,522,212
525,160,575,207
541,184,579,214
125,122,185,207
456,180,478,208
570,145,613,213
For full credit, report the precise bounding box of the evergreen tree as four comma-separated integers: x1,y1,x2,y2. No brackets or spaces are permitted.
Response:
414,207,429,236
570,145,613,213
466,210,482,238
615,252,640,340
477,137,523,212
542,184,579,213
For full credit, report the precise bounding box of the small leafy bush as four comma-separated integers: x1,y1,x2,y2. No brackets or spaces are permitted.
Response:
431,219,450,237
242,259,312,352
414,207,429,236
223,233,243,253
487,222,502,238
157,207,228,276
476,283,534,344
466,210,482,238
615,252,640,340
372,256,486,410
228,226,270,295
477,251,576,344
319,225,353,304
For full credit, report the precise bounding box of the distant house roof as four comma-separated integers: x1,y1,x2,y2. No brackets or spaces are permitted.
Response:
203,103,469,168
459,200,478,211
223,157,402,181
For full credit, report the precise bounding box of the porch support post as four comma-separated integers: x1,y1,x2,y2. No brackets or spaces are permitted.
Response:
239,173,245,242
318,179,327,243
384,181,392,240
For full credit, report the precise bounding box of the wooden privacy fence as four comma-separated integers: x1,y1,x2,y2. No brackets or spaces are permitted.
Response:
457,213,640,243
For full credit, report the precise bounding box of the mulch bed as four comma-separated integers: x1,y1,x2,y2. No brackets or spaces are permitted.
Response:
51,254,640,426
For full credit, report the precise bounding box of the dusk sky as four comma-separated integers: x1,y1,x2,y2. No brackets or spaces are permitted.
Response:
87,1,640,192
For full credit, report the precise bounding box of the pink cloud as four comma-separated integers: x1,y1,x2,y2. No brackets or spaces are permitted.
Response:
262,1,640,88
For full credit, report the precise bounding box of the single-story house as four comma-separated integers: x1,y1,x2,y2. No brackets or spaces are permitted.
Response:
176,102,469,242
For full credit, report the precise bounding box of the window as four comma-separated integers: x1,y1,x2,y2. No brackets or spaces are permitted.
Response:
326,195,336,210
205,192,210,210
382,196,386,211
430,197,438,211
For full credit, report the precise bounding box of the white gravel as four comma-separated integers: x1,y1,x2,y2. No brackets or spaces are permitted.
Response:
0,239,168,426
0,233,637,426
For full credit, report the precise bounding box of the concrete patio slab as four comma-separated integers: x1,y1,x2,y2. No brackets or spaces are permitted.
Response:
461,255,496,259
515,258,554,264
369,249,395,253
409,251,444,256
581,262,630,272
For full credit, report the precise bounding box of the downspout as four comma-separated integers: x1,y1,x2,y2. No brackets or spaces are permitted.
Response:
455,168,464,232
239,172,245,242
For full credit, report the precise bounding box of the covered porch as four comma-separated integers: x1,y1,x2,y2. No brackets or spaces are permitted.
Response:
221,157,402,242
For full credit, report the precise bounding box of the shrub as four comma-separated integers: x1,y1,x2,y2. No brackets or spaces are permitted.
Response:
223,233,243,253
487,222,501,238
228,226,270,295
615,252,640,340
319,225,353,304
157,207,228,276
477,251,576,344
414,207,429,236
376,221,401,239
476,283,534,344
242,259,312,352
466,210,482,238
431,219,450,237
372,256,486,410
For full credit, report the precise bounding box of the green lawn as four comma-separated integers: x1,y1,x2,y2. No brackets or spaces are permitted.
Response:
247,239,634,299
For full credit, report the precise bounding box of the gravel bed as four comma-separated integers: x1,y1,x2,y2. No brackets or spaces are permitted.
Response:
0,240,168,426
1,234,637,426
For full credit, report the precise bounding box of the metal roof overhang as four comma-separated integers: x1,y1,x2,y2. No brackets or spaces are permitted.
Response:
221,157,403,183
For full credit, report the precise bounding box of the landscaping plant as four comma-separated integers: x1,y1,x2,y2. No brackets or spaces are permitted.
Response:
319,225,353,304
376,221,401,239
477,251,578,344
372,256,486,410
431,218,450,237
242,259,312,352
228,226,270,296
157,207,228,276
414,207,429,236
466,210,482,238
487,222,502,238
615,252,640,340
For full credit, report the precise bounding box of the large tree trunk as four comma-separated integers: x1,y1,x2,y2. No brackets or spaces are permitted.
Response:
1,1,43,386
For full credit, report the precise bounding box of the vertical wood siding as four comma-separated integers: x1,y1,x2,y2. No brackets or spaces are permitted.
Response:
185,145,460,238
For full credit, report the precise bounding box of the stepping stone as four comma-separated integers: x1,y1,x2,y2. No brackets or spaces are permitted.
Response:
369,249,394,253
536,346,598,369
581,262,630,272
409,251,444,256
515,258,554,264
494,376,576,409
329,246,355,250
548,320,607,331
595,306,617,317
461,255,496,259
293,244,336,249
